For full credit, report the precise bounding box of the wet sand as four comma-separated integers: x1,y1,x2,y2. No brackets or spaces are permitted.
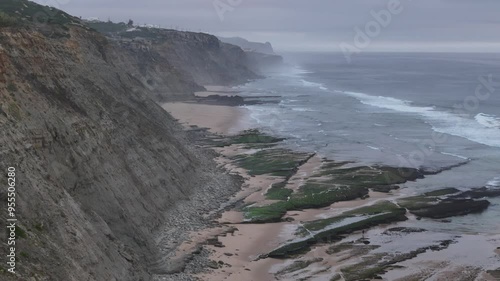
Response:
161,85,252,135
161,102,252,135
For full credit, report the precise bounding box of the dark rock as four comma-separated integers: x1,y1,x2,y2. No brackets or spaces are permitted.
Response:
371,185,400,193
207,261,219,269
214,243,225,248
275,258,324,276
452,187,500,199
206,238,219,245
383,227,427,234
411,199,490,219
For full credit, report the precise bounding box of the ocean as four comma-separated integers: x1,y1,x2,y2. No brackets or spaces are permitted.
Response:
236,52,500,235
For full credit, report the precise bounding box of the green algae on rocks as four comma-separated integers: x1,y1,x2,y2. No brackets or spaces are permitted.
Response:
243,158,423,223
398,188,491,219
266,201,408,258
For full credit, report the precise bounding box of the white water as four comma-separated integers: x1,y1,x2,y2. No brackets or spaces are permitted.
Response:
475,113,500,128
487,177,500,187
338,90,500,149
300,79,328,91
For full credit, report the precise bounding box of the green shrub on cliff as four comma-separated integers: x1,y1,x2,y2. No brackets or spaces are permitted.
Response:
0,11,16,27
86,21,128,34
0,0,81,28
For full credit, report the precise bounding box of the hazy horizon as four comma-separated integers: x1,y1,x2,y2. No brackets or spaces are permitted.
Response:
31,0,500,53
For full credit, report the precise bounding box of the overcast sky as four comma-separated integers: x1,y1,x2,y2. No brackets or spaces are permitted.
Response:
33,0,500,52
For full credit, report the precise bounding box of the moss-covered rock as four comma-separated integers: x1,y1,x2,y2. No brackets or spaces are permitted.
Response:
398,188,491,219
339,239,455,281
265,182,293,200
243,160,423,222
452,187,500,199
266,201,408,258
232,148,313,177
244,184,369,223
275,258,323,276
214,129,284,147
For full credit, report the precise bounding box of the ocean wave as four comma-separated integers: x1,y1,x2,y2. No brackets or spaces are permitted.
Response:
440,151,469,160
300,79,328,91
290,107,316,112
475,113,500,128
279,66,328,90
486,177,500,187
340,90,500,148
280,66,314,78
244,105,281,126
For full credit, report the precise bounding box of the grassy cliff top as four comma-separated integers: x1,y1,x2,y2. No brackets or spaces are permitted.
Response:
0,0,83,28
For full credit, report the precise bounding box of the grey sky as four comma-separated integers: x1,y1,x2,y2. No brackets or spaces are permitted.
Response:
33,0,500,52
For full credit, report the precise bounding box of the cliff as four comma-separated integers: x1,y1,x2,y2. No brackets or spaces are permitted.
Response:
88,22,260,90
245,51,285,73
218,36,284,74
0,1,246,280
218,36,275,55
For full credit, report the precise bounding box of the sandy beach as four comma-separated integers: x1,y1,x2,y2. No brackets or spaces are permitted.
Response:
161,103,252,135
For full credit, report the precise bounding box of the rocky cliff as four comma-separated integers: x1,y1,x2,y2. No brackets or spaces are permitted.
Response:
218,36,284,74
88,23,260,91
245,51,285,74
218,36,275,55
0,1,248,280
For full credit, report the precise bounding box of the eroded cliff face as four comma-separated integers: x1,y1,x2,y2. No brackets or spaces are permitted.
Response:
218,36,276,55
217,36,284,74
96,27,260,88
0,14,242,281
151,29,260,86
245,51,285,74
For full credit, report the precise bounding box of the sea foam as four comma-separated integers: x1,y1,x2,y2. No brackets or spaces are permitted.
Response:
340,91,500,148
475,113,500,128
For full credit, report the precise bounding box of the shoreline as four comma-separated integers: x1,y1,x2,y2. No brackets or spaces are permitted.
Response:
160,86,500,281
160,85,260,135
161,102,252,135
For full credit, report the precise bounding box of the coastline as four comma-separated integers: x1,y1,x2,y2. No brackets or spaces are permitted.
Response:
160,86,500,281
161,102,252,135
160,86,256,135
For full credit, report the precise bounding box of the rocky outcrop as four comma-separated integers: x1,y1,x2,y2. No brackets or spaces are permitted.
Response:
246,51,285,73
0,1,247,280
218,36,276,55
218,36,284,74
